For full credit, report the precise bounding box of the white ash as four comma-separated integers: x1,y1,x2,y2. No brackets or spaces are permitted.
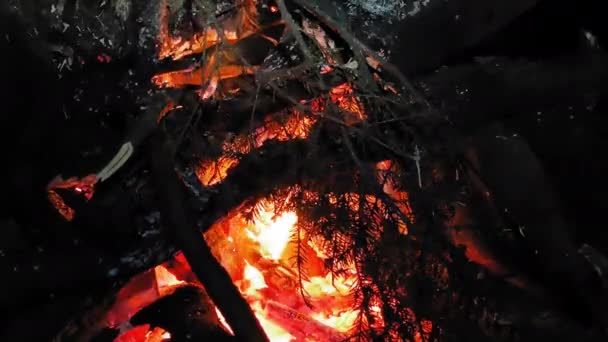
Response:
584,31,599,48
346,0,433,20
113,0,131,22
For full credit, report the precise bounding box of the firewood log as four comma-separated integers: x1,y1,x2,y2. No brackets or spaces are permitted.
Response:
130,285,234,341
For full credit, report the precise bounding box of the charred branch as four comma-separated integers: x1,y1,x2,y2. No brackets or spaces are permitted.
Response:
147,132,268,341
130,285,234,341
194,121,408,232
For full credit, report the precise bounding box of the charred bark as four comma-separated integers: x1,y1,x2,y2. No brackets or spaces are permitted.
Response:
147,132,268,341
130,285,234,341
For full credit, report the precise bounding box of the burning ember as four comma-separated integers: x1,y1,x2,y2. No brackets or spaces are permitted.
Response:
47,174,97,221
196,111,317,186
157,1,270,62
206,199,364,340
114,325,171,342
106,196,369,341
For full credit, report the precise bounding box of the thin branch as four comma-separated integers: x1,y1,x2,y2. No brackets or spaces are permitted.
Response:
339,127,414,230
287,0,377,92
275,0,315,62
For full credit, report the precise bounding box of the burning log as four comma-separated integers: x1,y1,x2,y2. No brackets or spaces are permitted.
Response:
262,300,346,341
147,133,268,341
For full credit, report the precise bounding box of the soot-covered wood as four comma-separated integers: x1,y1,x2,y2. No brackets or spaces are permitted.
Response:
130,285,234,341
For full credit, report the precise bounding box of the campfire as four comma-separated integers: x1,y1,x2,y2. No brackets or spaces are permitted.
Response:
47,0,470,341
5,0,608,341
108,196,374,341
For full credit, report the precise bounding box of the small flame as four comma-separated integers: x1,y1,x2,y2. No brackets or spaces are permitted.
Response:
247,208,297,261
155,265,185,296
312,310,359,333
157,1,262,61
243,262,268,292
215,307,235,335
196,157,240,186
250,302,295,342
376,160,415,234
196,114,316,186
303,272,356,298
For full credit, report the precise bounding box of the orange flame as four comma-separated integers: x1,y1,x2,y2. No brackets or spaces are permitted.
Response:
152,65,259,89
157,1,261,61
106,3,435,340
104,188,428,340
210,198,363,339
196,114,317,186
246,207,297,261
376,160,415,234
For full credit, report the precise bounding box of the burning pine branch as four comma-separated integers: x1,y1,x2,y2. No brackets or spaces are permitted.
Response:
50,1,464,342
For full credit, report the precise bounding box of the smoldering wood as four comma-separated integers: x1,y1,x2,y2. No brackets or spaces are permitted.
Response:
147,132,268,341
185,68,349,132
130,285,234,341
0,121,393,315
0,237,175,314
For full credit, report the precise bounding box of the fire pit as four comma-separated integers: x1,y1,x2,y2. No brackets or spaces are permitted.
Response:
3,0,608,341
42,1,445,340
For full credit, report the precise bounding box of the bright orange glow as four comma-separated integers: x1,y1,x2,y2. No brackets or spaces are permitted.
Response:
113,325,171,342
47,190,75,221
46,174,98,221
152,65,258,89
311,310,359,333
153,0,274,106
303,272,356,298
309,83,367,124
246,206,297,260
157,101,179,123
105,271,161,328
421,319,433,334
376,160,415,234
196,114,317,186
250,302,295,342
243,261,268,293
154,265,185,296
157,1,260,61
103,188,433,340
331,83,364,118
414,319,434,342
113,324,150,342
215,307,235,335
206,197,366,340
196,157,240,186
47,174,97,199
